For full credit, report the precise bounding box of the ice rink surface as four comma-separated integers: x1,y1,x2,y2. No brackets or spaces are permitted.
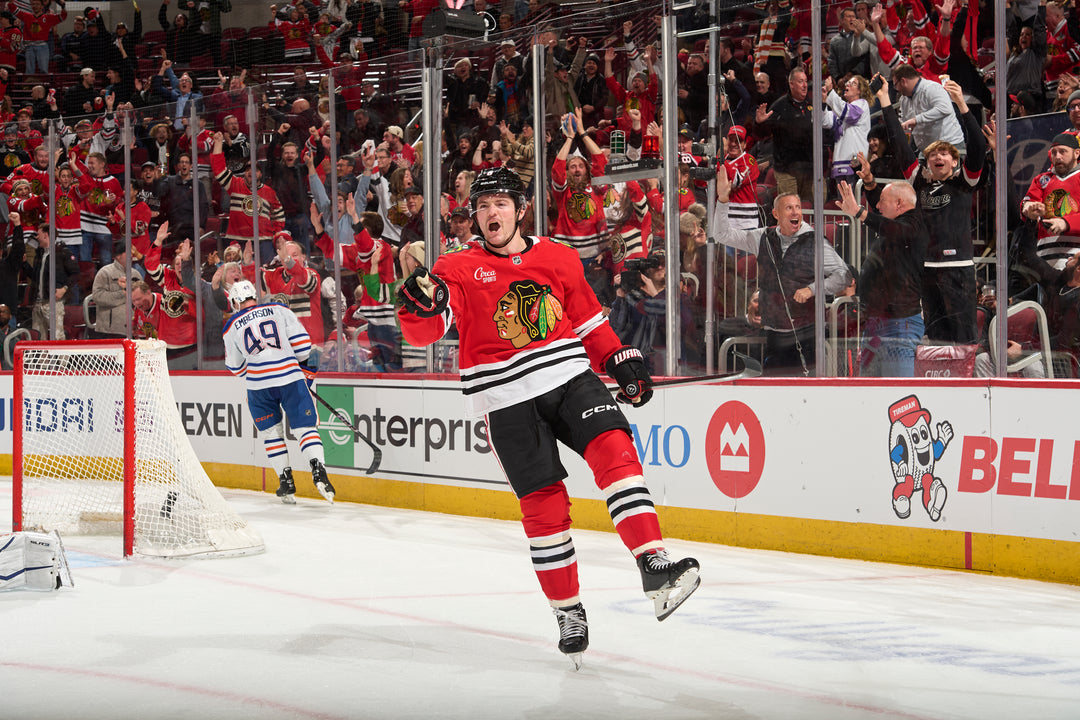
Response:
2,479,1080,720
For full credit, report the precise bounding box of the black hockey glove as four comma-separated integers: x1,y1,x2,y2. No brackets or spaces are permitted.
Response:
298,360,317,390
605,346,653,406
397,266,450,318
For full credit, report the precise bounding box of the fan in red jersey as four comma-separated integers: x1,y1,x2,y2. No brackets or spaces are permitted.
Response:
395,158,700,670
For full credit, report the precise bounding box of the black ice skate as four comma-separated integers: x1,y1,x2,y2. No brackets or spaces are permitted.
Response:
276,468,296,504
311,459,335,503
637,550,701,621
553,602,589,670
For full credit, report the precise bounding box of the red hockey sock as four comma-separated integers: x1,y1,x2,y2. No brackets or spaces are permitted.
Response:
520,483,579,606
584,430,664,558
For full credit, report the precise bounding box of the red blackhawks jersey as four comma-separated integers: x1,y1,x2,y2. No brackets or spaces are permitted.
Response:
134,292,197,350
53,184,82,248
112,201,154,260
176,128,214,176
262,264,324,345
11,6,65,44
314,228,396,329
1023,165,1080,270
551,154,609,260
0,26,22,72
212,152,285,242
723,151,761,229
397,236,624,417
7,192,43,231
2,161,49,197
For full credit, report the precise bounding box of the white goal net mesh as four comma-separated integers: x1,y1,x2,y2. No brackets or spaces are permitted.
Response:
17,340,264,558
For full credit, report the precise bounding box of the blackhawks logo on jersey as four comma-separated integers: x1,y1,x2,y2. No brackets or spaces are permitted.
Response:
56,194,75,216
609,231,627,264
492,279,564,349
566,190,596,224
88,186,112,207
1046,188,1078,219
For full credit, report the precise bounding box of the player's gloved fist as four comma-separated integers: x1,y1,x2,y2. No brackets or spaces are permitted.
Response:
299,360,317,389
605,346,653,406
397,265,449,318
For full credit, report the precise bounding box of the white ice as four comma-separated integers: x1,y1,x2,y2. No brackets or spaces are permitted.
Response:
2,480,1080,720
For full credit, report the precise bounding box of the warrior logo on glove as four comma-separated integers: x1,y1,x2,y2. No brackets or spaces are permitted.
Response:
606,345,653,406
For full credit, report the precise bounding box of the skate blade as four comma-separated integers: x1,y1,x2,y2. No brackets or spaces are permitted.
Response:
316,483,335,503
565,652,584,671
650,567,701,621
279,494,296,505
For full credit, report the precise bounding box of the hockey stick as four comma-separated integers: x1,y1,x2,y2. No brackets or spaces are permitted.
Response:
312,390,382,475
607,354,763,393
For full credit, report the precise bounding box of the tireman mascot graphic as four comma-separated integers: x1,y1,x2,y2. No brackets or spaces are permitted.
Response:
887,395,953,521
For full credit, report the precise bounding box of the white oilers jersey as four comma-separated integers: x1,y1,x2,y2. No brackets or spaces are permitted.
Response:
223,302,312,390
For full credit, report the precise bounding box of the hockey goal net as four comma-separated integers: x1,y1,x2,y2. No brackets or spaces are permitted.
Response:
13,339,264,558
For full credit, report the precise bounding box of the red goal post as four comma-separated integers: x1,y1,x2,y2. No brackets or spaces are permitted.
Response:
13,339,263,559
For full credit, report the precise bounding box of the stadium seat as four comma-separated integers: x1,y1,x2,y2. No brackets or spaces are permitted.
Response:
222,27,248,41
989,300,1054,377
63,304,85,340
914,344,978,378
143,30,166,46
246,25,276,39
3,327,31,369
82,294,95,329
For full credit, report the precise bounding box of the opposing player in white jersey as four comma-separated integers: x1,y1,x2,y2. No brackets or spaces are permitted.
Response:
223,280,335,504
396,165,700,669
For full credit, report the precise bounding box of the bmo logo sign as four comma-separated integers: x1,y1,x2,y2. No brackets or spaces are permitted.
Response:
705,401,765,498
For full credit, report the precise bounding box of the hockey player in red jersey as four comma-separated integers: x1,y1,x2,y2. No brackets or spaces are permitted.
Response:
396,166,700,669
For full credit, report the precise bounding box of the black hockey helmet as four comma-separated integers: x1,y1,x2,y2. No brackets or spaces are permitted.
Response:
469,166,527,215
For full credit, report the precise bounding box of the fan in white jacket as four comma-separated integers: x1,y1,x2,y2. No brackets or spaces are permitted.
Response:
822,76,872,186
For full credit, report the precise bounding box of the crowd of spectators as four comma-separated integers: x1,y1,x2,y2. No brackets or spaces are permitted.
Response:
0,0,1074,379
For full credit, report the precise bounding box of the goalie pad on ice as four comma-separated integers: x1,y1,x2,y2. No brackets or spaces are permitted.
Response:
0,531,73,591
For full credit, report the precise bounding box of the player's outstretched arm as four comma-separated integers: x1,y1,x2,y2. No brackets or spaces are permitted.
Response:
397,265,454,348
